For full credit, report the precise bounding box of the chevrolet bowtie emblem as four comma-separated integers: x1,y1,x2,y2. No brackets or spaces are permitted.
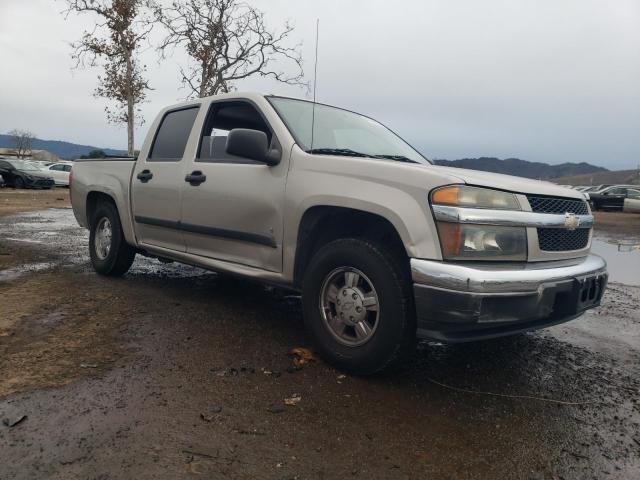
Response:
564,212,581,230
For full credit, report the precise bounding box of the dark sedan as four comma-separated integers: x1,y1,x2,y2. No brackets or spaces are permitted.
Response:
590,185,640,211
0,159,55,189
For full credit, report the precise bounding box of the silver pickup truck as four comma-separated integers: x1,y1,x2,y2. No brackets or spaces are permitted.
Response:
70,92,608,374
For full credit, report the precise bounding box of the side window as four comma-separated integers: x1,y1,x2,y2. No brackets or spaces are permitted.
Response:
51,164,65,171
64,165,73,172
608,188,626,195
197,101,274,164
626,189,640,199
0,161,10,170
149,106,200,162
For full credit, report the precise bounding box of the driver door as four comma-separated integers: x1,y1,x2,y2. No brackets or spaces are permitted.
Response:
179,100,288,272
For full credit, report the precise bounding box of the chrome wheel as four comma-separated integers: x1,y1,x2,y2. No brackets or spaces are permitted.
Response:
94,217,112,260
320,267,380,346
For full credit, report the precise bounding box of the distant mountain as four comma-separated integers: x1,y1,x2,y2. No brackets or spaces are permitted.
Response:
433,157,607,180
0,134,126,159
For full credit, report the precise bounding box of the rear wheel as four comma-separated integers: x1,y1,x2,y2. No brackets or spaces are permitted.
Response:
302,238,415,375
89,201,136,276
13,177,25,189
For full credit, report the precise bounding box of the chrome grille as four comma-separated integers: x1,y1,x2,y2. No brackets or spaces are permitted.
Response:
537,228,590,251
527,195,589,215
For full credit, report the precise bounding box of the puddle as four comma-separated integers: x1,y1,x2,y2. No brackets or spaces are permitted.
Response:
0,262,55,282
591,239,640,286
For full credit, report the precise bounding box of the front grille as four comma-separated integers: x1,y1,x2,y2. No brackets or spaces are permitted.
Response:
527,195,589,215
537,228,590,251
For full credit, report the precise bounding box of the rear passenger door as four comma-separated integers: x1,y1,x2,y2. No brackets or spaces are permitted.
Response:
131,105,201,252
180,100,287,272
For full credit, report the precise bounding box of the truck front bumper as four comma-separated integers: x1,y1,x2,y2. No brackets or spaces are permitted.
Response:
411,254,607,342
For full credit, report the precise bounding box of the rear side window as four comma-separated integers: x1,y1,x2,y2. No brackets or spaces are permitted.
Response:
149,106,200,161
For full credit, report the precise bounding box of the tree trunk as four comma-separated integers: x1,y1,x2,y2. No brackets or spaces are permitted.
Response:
126,52,135,157
198,61,208,98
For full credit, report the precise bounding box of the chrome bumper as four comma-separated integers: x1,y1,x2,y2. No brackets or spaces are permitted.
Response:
411,254,607,342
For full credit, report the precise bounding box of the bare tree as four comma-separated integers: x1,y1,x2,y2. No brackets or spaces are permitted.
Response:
150,0,306,98
8,129,35,158
63,0,152,156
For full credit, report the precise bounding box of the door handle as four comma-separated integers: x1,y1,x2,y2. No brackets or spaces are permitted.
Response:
185,170,206,186
137,170,153,183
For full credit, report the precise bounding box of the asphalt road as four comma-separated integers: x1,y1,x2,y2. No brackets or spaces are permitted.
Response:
0,207,639,479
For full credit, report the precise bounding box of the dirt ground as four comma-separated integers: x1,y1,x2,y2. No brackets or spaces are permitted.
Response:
0,188,639,479
593,211,640,238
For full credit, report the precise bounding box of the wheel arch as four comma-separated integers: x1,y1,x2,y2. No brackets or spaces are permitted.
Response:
292,205,410,288
85,190,136,245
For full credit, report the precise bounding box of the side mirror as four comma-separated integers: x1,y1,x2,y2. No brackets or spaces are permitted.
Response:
226,128,280,166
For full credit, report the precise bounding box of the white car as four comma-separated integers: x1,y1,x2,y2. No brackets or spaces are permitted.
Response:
41,162,73,186
623,189,640,213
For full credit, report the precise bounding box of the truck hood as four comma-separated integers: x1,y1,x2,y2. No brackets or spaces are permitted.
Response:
430,165,584,199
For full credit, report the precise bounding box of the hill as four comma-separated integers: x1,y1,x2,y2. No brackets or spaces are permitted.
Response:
552,169,640,186
433,157,607,180
0,134,125,159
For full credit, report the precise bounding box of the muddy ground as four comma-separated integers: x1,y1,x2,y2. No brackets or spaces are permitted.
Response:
0,189,639,479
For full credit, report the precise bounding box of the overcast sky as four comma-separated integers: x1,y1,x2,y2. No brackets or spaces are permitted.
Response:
0,0,638,169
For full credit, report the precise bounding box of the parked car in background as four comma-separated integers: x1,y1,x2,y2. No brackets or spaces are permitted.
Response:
0,159,55,189
622,189,640,213
30,160,59,169
590,185,640,211
40,162,73,186
583,185,612,193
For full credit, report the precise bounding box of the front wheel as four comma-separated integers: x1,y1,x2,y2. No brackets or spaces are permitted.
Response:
89,201,136,276
302,238,416,375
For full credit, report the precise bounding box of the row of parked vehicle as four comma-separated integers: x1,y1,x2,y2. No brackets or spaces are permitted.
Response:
564,184,640,212
0,159,72,189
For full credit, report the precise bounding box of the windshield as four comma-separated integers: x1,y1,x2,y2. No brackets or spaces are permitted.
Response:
268,97,429,165
7,160,41,171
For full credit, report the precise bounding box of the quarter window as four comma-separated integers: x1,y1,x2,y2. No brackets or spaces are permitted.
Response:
149,106,200,161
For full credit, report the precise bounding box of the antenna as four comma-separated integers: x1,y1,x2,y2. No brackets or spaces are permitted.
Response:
310,18,319,150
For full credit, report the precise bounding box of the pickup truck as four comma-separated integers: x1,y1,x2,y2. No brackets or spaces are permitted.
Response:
70,92,608,374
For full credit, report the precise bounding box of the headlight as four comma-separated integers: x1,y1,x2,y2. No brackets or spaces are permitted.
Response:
431,185,526,261
436,223,527,261
431,185,520,210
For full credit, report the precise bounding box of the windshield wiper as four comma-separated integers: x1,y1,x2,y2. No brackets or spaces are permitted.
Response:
307,148,420,164
371,154,419,163
306,148,370,158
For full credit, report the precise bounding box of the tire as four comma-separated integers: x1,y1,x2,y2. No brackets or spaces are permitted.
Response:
302,238,416,375
14,177,25,189
89,201,136,276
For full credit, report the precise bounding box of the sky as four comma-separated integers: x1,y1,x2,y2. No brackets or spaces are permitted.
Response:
0,0,638,169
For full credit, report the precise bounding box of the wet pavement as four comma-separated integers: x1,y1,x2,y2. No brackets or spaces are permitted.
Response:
0,208,639,479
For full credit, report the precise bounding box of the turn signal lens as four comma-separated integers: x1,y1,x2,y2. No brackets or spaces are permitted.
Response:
431,186,460,206
431,185,521,210
437,222,464,258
